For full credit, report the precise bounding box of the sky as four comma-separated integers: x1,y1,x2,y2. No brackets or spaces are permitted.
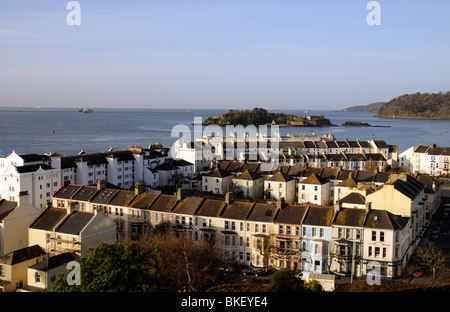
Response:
0,0,449,110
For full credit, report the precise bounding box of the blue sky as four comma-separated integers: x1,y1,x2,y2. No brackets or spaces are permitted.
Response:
1,0,449,110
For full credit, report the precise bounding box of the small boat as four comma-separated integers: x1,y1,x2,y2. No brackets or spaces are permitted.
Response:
82,108,93,113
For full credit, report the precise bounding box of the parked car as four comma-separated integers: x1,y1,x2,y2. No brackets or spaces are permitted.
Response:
413,267,424,278
242,267,259,276
430,232,440,240
431,226,442,234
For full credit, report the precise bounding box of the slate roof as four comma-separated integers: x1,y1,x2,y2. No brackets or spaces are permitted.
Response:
220,202,255,221
246,203,277,222
71,186,98,202
302,206,334,226
55,211,95,235
108,190,136,207
29,252,77,272
0,245,46,265
0,199,18,222
128,192,159,209
300,174,328,185
196,199,227,218
172,196,205,215
338,192,366,205
336,177,358,188
90,188,120,204
149,194,178,212
53,184,83,200
364,210,409,230
265,172,294,182
203,168,232,178
274,204,308,225
388,176,424,200
233,170,263,181
333,208,366,227
29,208,68,231
16,164,54,173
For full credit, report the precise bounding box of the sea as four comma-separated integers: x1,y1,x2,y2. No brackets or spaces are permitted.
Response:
0,107,448,156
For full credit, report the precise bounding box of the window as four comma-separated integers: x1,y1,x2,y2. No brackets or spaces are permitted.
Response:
320,228,324,238
279,225,284,234
380,231,384,242
368,246,372,257
372,231,376,241
383,248,386,258
375,247,380,257
312,227,316,237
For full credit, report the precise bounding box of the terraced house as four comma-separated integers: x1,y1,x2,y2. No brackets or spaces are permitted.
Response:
51,180,417,279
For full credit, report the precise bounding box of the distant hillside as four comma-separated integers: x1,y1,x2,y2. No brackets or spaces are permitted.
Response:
375,92,450,119
341,102,387,113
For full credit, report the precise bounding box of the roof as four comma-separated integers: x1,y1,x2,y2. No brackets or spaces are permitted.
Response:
372,140,389,148
414,145,431,153
300,174,328,185
196,199,226,218
203,167,232,178
16,164,54,173
71,186,98,202
53,184,83,200
364,210,409,230
19,153,50,163
0,199,18,222
90,188,120,204
55,211,95,235
333,208,366,227
29,252,77,272
128,192,159,209
108,190,136,206
274,204,308,225
336,177,358,188
233,170,263,181
338,192,366,205
29,207,68,231
149,194,178,212
302,206,334,226
246,203,277,223
220,202,255,221
388,176,424,200
172,196,205,215
265,172,294,183
0,245,46,265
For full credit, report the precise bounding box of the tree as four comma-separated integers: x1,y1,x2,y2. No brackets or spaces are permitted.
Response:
139,227,227,292
413,241,448,281
51,241,164,292
269,270,305,292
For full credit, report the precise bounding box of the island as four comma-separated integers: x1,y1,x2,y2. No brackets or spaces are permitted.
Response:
202,108,332,127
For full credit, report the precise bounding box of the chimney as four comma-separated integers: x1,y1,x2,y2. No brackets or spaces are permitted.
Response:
135,182,144,196
17,191,30,206
365,202,371,214
177,187,186,201
97,179,107,191
225,192,233,205
277,197,285,209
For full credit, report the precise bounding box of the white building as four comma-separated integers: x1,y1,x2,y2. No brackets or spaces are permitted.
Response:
264,172,296,204
0,152,61,209
297,174,330,206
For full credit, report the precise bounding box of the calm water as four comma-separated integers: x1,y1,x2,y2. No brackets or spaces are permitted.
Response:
0,107,448,156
